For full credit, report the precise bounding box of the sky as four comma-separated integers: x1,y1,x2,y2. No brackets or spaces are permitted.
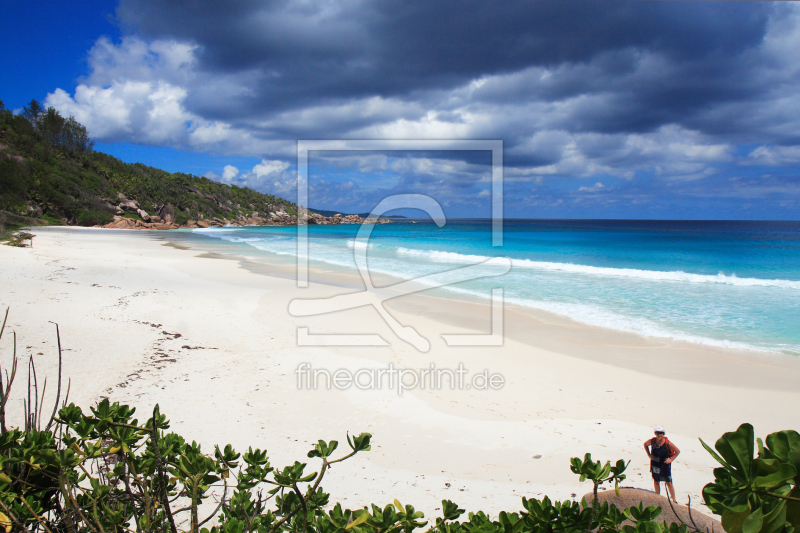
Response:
2,0,800,219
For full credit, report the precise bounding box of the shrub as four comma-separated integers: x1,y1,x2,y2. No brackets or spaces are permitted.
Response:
175,210,190,225
2,311,796,533
76,208,113,226
40,213,63,225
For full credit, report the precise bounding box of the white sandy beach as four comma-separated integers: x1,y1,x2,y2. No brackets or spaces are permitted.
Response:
2,227,800,522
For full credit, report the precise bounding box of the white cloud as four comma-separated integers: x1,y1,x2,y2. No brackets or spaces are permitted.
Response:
253,159,290,177
222,165,240,182
43,38,284,156
579,182,605,192
45,81,191,143
84,37,197,87
745,145,800,166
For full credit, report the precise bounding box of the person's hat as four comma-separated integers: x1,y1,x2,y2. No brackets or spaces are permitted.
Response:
655,425,665,433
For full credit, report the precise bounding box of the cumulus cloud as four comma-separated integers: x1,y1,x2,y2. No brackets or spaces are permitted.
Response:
253,159,290,177
214,159,298,200
222,165,239,182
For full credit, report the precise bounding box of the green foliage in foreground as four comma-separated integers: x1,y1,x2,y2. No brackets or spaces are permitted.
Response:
0,314,798,533
0,399,673,533
0,98,296,226
702,424,800,533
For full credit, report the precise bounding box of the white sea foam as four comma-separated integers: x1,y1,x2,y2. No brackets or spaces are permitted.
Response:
440,285,787,354
185,230,800,355
396,247,800,289
191,227,242,234
346,240,369,250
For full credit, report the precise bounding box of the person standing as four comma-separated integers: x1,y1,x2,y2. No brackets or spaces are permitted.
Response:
644,425,680,503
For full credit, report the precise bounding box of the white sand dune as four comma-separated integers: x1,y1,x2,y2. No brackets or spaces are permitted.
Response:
2,227,799,521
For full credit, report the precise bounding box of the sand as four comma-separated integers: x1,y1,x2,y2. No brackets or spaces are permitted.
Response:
2,227,799,523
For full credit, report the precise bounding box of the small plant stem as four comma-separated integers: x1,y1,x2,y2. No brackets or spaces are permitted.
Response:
44,322,63,432
150,407,178,533
309,450,357,495
293,482,309,533
60,473,99,533
267,498,305,533
199,477,228,528
191,474,202,533
0,497,26,531
30,355,39,430
92,494,107,533
764,492,800,502
686,496,706,533
121,459,143,533
18,493,56,533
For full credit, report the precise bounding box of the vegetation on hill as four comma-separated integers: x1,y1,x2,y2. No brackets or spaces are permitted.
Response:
0,98,297,230
0,310,798,533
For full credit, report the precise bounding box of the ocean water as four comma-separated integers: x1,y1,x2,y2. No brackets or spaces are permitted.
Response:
173,220,800,355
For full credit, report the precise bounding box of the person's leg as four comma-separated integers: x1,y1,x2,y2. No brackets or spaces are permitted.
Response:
666,482,676,502
653,479,660,494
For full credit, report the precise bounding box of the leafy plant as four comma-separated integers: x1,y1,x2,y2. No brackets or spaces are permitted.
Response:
701,423,800,533
0,308,795,533
570,453,629,519
76,209,112,227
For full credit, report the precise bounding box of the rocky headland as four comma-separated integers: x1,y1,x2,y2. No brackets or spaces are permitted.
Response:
102,194,392,230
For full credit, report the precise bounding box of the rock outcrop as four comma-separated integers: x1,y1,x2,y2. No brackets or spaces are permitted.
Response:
301,211,391,226
159,203,176,225
117,194,141,214
582,488,721,532
99,193,392,231
136,208,152,222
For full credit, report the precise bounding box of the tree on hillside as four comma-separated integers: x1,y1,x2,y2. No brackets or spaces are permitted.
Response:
22,98,43,123
19,99,93,155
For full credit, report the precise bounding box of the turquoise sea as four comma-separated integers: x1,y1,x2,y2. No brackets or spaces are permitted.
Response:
171,220,800,355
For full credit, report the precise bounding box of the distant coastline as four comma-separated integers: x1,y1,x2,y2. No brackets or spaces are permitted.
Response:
309,207,407,219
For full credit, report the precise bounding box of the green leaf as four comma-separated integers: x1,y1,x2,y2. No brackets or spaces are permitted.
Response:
765,431,800,463
347,510,369,530
785,487,800,530
753,463,795,489
741,507,762,533
722,509,750,533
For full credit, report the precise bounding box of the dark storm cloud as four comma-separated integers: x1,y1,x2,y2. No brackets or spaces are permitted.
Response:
115,0,771,122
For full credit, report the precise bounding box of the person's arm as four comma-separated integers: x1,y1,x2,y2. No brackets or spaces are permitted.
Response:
665,442,681,464
644,438,654,460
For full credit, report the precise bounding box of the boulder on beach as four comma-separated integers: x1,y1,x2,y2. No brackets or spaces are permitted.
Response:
159,203,176,225
582,488,721,532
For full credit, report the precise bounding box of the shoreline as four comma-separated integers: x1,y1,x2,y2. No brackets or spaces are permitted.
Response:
160,227,800,386
2,227,799,519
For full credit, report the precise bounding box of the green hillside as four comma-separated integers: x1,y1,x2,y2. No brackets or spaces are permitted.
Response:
0,98,297,231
